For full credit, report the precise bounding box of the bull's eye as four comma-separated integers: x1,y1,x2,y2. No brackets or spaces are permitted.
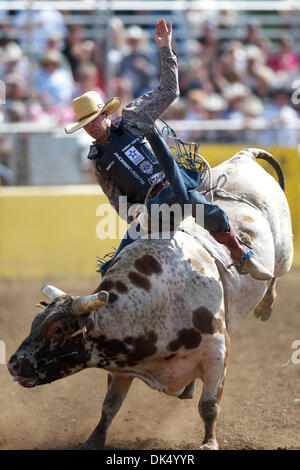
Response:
48,324,65,339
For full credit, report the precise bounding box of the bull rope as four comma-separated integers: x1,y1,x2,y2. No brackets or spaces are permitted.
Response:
208,173,270,224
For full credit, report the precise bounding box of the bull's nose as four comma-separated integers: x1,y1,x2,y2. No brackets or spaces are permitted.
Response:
7,358,35,379
7,360,21,377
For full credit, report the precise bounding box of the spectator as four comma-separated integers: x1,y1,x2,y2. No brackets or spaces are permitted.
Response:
34,49,74,107
180,55,214,96
118,25,159,98
251,65,276,101
46,31,64,53
73,63,105,99
0,42,29,84
259,87,299,146
62,25,96,78
218,10,238,28
213,45,245,93
223,82,250,120
33,49,75,126
3,71,48,124
183,89,207,141
6,101,27,123
197,20,219,66
221,83,251,142
179,40,210,95
243,23,263,48
13,9,67,59
5,72,26,103
185,89,207,120
202,93,227,119
104,18,129,95
259,37,272,59
241,95,264,143
201,93,228,142
107,17,128,66
90,42,107,95
267,35,299,80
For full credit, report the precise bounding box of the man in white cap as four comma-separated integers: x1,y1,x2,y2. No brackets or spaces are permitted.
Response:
65,19,272,281
0,42,29,83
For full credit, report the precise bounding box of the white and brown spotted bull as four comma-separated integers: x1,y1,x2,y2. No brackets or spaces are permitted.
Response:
8,148,293,450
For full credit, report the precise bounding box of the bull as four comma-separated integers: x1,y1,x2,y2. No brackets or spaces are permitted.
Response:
8,148,293,450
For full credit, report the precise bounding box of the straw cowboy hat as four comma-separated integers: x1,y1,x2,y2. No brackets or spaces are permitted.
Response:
223,83,249,102
203,93,227,112
65,91,121,134
2,42,23,62
39,49,64,66
125,25,148,42
242,95,264,116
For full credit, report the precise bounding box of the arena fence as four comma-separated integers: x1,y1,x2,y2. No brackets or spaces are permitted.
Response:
0,144,299,279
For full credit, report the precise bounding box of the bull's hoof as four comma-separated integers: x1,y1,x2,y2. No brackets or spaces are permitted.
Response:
254,282,276,321
254,299,274,321
199,439,219,450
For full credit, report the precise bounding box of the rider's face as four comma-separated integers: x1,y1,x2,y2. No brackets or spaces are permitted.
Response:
83,112,111,141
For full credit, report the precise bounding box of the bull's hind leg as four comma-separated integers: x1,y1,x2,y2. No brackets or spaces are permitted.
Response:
80,374,133,450
254,277,277,321
198,332,230,450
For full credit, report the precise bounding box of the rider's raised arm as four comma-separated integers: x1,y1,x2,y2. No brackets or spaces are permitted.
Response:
122,19,180,130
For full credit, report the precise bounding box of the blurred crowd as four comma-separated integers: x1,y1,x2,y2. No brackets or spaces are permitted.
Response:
0,8,300,148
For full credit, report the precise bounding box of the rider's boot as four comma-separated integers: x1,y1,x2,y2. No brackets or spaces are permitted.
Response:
211,224,273,280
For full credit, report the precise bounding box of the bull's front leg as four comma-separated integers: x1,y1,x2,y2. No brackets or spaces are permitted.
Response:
80,373,133,450
198,331,230,450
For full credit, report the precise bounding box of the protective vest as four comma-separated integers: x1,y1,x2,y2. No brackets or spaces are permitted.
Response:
87,119,163,203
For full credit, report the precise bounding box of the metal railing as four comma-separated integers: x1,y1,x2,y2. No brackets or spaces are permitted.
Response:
2,1,300,11
0,120,299,186
1,119,300,133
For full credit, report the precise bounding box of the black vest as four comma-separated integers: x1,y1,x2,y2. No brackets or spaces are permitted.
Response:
88,119,163,203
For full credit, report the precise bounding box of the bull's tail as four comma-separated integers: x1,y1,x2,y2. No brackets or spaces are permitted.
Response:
241,148,285,192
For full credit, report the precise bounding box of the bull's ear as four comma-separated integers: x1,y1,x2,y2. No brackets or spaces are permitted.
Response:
42,285,66,301
36,301,49,308
71,291,109,315
77,316,94,333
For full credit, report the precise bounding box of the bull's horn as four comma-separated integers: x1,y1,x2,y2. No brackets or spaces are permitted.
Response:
71,291,109,315
42,284,66,301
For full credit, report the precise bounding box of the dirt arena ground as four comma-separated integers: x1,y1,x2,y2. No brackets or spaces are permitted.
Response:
0,269,299,450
